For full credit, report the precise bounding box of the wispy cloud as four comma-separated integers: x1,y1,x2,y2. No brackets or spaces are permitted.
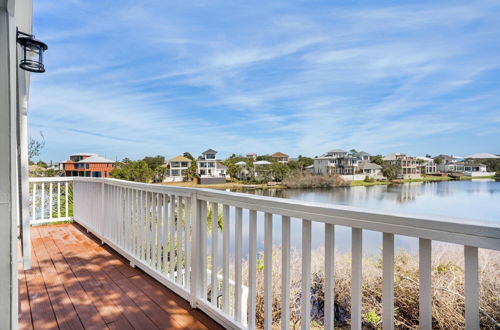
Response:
31,0,500,161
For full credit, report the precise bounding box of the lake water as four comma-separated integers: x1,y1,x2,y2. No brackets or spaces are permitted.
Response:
228,179,500,256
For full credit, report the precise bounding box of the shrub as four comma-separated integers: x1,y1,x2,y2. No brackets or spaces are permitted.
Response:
282,173,347,188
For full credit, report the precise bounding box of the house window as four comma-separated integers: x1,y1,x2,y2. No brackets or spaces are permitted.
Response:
206,154,215,159
92,171,102,177
86,164,90,169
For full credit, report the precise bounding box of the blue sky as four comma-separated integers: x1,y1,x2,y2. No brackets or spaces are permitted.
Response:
30,0,500,162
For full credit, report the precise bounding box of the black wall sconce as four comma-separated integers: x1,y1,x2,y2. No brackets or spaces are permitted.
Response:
17,29,48,73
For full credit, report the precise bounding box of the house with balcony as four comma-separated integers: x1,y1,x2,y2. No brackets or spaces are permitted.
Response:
167,155,192,182
196,149,227,184
382,153,421,179
271,152,289,163
246,152,257,161
434,154,462,172
416,157,438,174
63,153,115,177
313,149,361,177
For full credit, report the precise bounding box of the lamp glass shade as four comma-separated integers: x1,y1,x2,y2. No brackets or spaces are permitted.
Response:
18,36,48,73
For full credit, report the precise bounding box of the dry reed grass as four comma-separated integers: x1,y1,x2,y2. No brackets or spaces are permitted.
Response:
240,244,500,329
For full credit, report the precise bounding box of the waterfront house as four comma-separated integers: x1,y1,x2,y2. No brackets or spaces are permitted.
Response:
382,153,421,179
313,149,360,176
358,160,383,178
63,153,115,177
434,154,461,172
416,157,438,174
246,152,257,161
167,155,192,182
271,152,289,163
235,161,252,180
458,161,494,177
196,149,227,183
353,151,371,161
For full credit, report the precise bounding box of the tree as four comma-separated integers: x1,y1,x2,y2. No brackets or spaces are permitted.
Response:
36,160,48,168
226,163,239,179
297,156,314,167
371,155,384,166
111,160,154,183
382,164,399,180
425,154,432,158
434,157,443,165
183,161,198,182
142,155,165,171
183,152,195,161
271,163,290,182
153,166,167,183
255,164,273,182
28,131,45,163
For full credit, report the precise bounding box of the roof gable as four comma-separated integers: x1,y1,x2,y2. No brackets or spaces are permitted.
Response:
271,152,289,157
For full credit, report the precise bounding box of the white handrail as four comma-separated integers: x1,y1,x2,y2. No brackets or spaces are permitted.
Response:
28,177,500,329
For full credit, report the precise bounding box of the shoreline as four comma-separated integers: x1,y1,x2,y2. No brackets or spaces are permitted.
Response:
159,175,495,190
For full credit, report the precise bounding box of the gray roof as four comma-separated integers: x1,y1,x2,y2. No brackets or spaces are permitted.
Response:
70,153,97,157
217,162,228,169
357,151,371,156
358,161,382,170
78,155,115,163
253,160,272,165
202,148,217,154
235,161,247,166
465,153,500,159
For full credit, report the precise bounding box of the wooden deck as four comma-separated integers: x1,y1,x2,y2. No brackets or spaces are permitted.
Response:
18,223,224,330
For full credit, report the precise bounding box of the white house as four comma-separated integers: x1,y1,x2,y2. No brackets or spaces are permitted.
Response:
167,155,192,182
434,154,462,172
416,157,438,174
460,162,494,177
313,149,359,176
196,149,228,183
235,161,252,180
358,161,383,178
246,153,257,161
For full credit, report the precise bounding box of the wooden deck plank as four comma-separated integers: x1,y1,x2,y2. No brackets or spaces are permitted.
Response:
23,228,59,330
58,225,160,330
68,223,221,330
20,223,223,330
30,227,85,330
45,225,127,325
37,226,108,330
18,243,33,330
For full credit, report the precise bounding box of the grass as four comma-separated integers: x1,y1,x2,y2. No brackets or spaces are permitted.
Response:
158,181,285,190
350,180,391,186
351,175,495,187
160,174,495,190
241,245,500,329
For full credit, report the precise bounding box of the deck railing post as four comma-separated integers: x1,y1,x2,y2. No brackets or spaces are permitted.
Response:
100,180,105,236
189,192,201,308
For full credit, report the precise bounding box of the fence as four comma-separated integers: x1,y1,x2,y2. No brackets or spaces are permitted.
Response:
28,177,500,329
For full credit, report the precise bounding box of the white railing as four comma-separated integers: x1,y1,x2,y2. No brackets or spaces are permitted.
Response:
29,177,73,225
28,177,500,330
